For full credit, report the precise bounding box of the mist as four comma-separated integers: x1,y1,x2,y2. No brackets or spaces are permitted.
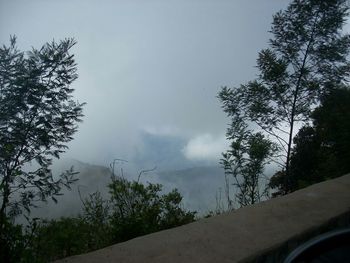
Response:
1,0,293,217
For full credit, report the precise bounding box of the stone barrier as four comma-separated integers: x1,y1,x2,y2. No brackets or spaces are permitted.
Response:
56,174,350,263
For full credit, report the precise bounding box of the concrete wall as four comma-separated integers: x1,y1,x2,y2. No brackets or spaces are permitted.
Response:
56,174,350,263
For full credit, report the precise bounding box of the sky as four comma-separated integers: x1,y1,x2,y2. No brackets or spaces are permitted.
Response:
0,0,293,170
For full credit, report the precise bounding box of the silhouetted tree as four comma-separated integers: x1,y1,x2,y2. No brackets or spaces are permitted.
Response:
221,132,275,207
270,87,350,191
219,0,350,195
0,36,85,261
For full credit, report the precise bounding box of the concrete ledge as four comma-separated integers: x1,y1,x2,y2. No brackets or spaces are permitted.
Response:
56,174,350,263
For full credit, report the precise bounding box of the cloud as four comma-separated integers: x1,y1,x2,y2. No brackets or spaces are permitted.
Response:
142,125,182,137
182,134,229,162
0,0,290,168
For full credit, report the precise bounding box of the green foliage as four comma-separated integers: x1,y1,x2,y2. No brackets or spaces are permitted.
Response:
159,189,195,228
270,87,350,192
218,0,350,196
2,177,196,262
0,217,43,263
108,177,196,242
3,215,108,263
80,191,112,250
30,217,90,262
4,192,111,262
0,217,91,263
0,218,28,262
221,132,276,207
0,36,85,262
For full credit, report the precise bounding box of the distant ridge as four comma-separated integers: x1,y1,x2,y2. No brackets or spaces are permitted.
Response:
27,159,226,219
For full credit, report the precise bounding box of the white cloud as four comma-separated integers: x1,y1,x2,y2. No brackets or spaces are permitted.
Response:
182,134,229,162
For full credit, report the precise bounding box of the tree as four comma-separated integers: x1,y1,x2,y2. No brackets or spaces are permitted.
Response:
270,87,350,191
218,0,350,195
0,37,85,260
30,217,90,262
221,131,275,208
80,191,112,250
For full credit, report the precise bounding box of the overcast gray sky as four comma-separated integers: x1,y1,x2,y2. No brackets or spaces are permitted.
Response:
1,0,293,168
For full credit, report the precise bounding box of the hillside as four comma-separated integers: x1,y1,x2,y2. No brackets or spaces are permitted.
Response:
156,166,226,213
26,160,226,220
28,160,113,220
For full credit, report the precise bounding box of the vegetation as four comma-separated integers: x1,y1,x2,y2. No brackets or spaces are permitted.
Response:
220,132,276,208
270,87,350,192
108,176,196,243
2,1,350,262
0,37,195,263
219,0,350,202
0,37,85,262
2,177,195,262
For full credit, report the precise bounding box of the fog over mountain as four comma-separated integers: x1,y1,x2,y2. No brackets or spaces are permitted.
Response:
26,159,226,220
0,0,293,167
1,0,301,218
21,130,230,220
29,160,113,220
25,124,277,219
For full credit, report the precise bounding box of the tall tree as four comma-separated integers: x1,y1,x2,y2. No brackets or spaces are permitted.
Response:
218,0,350,195
0,37,85,261
270,87,350,191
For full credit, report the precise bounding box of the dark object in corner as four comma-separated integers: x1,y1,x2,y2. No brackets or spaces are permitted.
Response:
284,228,350,263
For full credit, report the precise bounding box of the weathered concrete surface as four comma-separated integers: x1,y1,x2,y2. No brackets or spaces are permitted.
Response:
56,174,350,263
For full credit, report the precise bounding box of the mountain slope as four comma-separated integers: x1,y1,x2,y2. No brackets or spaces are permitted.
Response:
27,160,226,220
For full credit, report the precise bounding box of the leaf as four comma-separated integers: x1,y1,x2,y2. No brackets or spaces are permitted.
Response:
51,196,58,204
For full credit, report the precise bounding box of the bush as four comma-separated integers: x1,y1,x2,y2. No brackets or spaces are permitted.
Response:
1,176,196,262
108,177,196,242
30,217,90,262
